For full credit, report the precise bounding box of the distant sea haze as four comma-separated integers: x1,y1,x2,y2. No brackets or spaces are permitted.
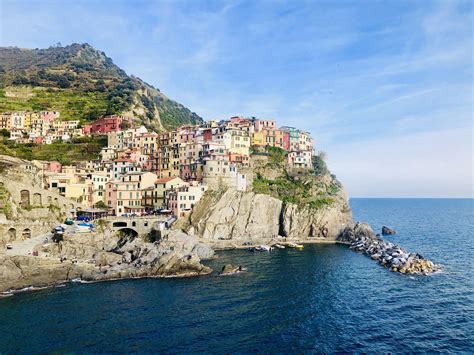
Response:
0,198,473,352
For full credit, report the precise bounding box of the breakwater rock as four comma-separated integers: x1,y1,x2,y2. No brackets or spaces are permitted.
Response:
382,226,397,235
338,223,435,274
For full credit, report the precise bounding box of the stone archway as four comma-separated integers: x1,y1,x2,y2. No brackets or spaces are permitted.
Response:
7,228,16,241
116,228,138,238
20,190,30,207
47,196,52,205
32,193,42,206
22,228,31,239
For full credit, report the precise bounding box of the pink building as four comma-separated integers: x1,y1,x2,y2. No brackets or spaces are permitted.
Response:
254,119,276,132
85,115,130,135
40,111,60,121
47,161,62,173
180,164,192,181
179,126,198,143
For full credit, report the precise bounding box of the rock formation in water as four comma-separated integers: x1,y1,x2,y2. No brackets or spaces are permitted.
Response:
0,229,213,293
338,223,435,274
382,226,397,235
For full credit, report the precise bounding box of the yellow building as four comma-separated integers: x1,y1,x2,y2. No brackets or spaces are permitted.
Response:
65,182,94,207
24,112,35,130
252,131,265,146
153,176,186,208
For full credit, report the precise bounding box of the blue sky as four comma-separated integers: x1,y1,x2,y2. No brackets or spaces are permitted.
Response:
1,0,472,197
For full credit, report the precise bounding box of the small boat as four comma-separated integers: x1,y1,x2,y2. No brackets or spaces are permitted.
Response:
274,244,285,249
249,245,273,252
287,242,304,249
257,245,273,252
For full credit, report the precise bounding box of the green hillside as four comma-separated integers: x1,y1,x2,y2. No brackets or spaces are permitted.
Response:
0,43,203,129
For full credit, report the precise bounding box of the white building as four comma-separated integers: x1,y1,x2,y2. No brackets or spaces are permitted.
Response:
167,182,208,217
287,151,313,170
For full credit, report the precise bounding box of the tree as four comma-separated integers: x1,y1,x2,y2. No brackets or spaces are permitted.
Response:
94,201,108,209
119,120,131,130
0,129,10,138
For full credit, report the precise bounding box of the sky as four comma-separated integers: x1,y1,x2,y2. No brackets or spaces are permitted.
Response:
1,0,473,197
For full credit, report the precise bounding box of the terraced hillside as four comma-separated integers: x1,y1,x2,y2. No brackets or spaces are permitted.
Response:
0,43,203,130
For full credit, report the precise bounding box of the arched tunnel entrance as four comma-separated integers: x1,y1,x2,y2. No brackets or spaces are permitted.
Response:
116,228,138,238
114,228,139,250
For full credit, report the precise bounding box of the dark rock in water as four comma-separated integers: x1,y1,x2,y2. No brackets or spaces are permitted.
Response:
382,226,397,235
219,264,246,276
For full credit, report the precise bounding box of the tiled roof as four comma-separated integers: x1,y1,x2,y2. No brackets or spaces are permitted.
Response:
155,177,177,184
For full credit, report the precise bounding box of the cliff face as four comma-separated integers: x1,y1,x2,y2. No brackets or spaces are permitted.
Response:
183,187,353,244
178,152,354,244
186,190,283,241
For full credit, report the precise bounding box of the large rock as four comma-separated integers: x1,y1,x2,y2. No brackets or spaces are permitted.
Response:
281,200,353,240
187,189,282,241
0,228,213,293
185,186,353,243
382,226,397,235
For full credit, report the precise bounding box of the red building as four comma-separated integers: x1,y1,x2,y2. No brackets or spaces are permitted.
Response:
202,128,213,141
83,115,130,135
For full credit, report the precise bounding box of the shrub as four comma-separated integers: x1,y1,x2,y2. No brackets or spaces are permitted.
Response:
312,155,328,175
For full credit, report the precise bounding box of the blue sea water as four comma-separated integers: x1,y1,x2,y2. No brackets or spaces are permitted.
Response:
0,198,473,353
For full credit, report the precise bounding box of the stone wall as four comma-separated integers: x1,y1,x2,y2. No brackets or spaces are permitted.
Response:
0,155,83,244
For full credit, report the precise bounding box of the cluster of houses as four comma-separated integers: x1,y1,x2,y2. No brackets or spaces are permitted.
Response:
0,111,132,144
0,111,83,143
13,114,315,217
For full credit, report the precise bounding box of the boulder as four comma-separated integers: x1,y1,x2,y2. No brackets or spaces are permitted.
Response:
382,226,397,235
219,264,246,276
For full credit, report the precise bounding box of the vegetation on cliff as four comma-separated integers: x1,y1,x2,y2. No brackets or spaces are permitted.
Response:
252,173,335,209
0,43,203,129
0,135,107,164
251,150,342,210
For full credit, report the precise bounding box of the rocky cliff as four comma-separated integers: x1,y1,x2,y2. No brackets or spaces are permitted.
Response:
0,229,213,293
178,153,354,246
182,186,353,245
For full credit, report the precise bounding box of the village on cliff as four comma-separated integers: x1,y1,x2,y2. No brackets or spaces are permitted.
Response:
0,112,315,217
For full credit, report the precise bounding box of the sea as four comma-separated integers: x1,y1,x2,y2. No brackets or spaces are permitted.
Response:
0,198,473,353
